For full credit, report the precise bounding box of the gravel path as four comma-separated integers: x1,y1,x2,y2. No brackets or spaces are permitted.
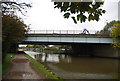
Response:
3,54,42,79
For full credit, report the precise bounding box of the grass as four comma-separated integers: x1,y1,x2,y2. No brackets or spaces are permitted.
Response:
24,54,62,80
2,53,16,74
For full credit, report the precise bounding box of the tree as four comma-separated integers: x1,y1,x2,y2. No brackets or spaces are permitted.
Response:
2,0,31,54
97,20,120,48
110,24,120,48
1,0,32,16
54,2,105,23
1,0,31,62
98,20,120,35
2,15,27,54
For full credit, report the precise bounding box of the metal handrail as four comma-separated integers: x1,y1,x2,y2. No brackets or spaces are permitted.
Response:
26,30,99,34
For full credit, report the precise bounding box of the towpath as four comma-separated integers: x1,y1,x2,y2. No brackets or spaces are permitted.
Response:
3,54,43,79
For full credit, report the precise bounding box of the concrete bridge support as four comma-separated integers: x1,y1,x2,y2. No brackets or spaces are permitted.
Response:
92,44,120,58
71,43,120,58
71,43,93,56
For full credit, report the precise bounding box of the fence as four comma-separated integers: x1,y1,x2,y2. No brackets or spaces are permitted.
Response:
27,30,99,34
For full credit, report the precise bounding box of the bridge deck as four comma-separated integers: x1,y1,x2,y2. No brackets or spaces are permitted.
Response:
22,34,116,44
25,34,110,38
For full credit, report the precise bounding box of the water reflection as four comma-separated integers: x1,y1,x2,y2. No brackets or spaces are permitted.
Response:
25,51,119,79
35,53,72,63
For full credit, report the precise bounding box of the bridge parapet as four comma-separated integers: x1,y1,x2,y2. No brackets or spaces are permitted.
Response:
26,30,110,38
23,30,119,44
25,34,110,38
27,30,99,34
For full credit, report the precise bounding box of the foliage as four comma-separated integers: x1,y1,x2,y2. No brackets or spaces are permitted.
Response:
97,20,120,48
2,15,27,54
110,24,120,39
110,24,120,48
54,2,105,23
2,0,31,65
1,0,32,16
2,53,16,74
112,42,120,48
27,45,45,49
45,47,58,51
26,45,34,48
33,45,45,48
59,45,71,49
98,20,120,35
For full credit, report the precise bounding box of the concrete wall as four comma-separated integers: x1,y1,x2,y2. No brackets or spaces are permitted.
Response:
71,43,120,58
71,43,93,56
92,44,120,58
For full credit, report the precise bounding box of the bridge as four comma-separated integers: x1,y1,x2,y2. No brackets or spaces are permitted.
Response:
20,30,119,58
21,30,116,44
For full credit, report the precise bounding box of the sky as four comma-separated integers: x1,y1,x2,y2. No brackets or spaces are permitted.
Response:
23,0,120,31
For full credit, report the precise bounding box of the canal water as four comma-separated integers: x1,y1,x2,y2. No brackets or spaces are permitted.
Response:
24,51,119,79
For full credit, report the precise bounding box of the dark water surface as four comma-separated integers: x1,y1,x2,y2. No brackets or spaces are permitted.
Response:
25,51,119,79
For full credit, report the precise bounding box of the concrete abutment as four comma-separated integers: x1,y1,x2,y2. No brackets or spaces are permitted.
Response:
71,43,120,58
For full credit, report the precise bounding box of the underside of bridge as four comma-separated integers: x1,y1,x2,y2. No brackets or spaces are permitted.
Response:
19,41,120,58
71,43,93,56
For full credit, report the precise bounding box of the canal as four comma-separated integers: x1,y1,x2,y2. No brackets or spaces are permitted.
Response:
24,51,119,79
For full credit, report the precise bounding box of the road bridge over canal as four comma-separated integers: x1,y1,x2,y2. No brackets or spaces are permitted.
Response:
20,30,119,58
21,30,116,44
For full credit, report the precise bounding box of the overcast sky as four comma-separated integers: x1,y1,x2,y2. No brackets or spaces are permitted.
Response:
23,0,120,31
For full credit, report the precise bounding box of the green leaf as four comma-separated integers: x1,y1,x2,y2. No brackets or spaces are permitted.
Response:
71,17,77,24
54,2,105,23
54,2,62,9
82,15,87,22
77,14,83,21
88,14,94,21
94,14,99,21
102,10,106,13
77,14,80,21
63,12,70,19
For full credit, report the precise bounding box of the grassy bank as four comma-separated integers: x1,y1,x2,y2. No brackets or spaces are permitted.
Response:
2,53,16,74
24,54,61,80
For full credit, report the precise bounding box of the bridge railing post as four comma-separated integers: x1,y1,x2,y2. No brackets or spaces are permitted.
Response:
60,30,61,34
67,30,68,34
39,30,41,34
33,30,35,34
53,30,54,34
73,30,75,34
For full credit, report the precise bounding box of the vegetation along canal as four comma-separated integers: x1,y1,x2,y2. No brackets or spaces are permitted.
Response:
24,50,119,79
